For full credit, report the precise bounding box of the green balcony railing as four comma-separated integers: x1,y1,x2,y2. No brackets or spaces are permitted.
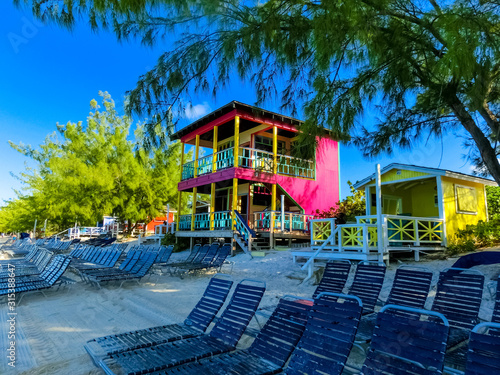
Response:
182,161,195,180
180,146,315,180
277,154,315,179
177,211,233,231
196,155,213,176
178,215,192,230
238,147,274,173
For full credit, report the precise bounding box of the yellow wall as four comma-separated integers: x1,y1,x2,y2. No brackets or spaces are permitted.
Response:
368,169,429,185
411,180,439,217
441,176,488,240
368,179,438,216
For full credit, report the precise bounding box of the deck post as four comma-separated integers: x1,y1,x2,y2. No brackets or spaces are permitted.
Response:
234,116,240,167
212,126,218,172
180,142,185,178
193,135,200,178
375,164,385,263
281,195,285,232
210,183,215,230
270,183,277,248
177,191,182,229
272,126,278,174
231,178,238,230
436,175,447,247
191,187,197,231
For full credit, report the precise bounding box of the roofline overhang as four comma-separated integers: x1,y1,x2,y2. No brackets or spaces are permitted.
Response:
353,163,497,190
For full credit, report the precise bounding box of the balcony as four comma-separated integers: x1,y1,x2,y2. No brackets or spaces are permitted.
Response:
177,210,314,232
181,147,315,181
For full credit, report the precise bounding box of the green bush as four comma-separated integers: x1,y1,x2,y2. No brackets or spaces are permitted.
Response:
161,232,190,252
446,218,500,255
316,181,365,224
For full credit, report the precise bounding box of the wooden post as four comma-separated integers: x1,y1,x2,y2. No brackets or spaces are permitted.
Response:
177,191,182,229
270,183,277,248
212,126,218,172
194,134,200,178
272,126,278,174
375,164,385,263
234,116,240,167
210,183,216,230
191,187,197,231
231,178,238,230
180,142,185,178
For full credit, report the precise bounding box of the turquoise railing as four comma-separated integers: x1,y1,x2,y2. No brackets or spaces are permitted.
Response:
238,147,274,172
213,211,232,229
196,155,213,176
178,215,192,230
277,154,315,179
177,211,232,231
180,146,315,180
253,211,313,232
182,161,195,180
194,213,210,230
215,148,234,170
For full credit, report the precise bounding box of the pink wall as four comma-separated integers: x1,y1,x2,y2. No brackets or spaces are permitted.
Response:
276,137,339,215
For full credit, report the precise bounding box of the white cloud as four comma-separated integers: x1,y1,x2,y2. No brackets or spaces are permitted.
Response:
184,102,211,120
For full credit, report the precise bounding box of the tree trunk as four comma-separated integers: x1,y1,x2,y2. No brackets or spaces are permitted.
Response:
449,94,500,185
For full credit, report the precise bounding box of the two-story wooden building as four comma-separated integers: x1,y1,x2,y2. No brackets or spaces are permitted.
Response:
172,101,340,254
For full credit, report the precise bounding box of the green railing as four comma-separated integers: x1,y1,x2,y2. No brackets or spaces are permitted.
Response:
356,215,445,245
213,211,232,229
180,146,315,180
178,215,192,230
196,155,213,176
177,211,232,231
215,148,234,170
277,154,315,179
182,161,195,180
238,147,274,173
253,211,314,232
311,218,337,243
194,213,210,230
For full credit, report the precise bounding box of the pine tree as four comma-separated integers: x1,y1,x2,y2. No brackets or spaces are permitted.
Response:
15,0,500,183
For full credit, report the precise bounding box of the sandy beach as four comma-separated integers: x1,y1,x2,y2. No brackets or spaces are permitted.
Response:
1,242,499,375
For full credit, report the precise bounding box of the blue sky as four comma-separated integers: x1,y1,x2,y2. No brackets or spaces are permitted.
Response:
0,3,477,203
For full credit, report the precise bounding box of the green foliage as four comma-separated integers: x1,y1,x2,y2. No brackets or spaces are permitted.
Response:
486,186,500,220
315,181,365,224
15,0,500,182
161,232,190,252
0,92,189,234
447,218,500,256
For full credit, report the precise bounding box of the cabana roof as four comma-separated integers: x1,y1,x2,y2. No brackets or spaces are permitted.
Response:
353,163,497,189
170,101,304,141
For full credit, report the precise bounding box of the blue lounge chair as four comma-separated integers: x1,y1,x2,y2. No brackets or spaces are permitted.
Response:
166,244,201,268
148,295,315,375
356,265,433,341
0,255,71,303
84,274,233,365
179,243,231,275
348,261,386,315
463,322,500,375
361,305,449,375
86,251,158,288
432,268,485,349
98,279,266,375
312,259,352,298
490,276,499,327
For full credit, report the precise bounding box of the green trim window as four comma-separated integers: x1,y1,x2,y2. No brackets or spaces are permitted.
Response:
455,184,478,214
217,140,234,152
255,135,286,154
